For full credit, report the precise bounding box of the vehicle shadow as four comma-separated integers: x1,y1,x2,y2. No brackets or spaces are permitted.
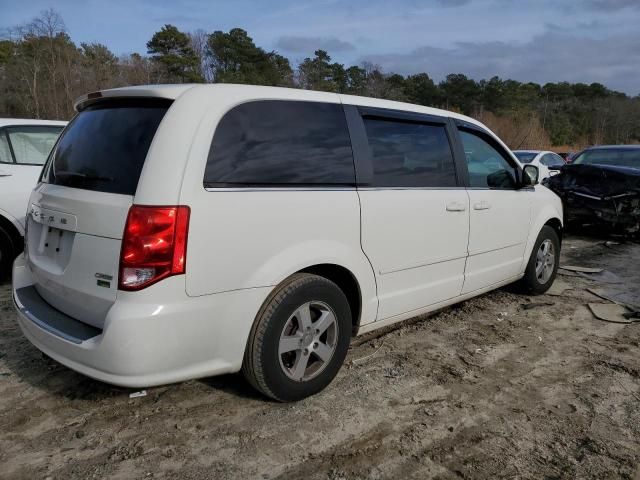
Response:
2,328,263,402
1,336,128,401
198,373,268,401
2,278,264,402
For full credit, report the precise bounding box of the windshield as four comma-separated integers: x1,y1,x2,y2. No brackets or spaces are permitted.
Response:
513,151,537,163
41,98,171,195
572,148,640,169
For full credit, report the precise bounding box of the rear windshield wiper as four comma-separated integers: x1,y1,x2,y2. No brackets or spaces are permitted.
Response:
54,170,114,183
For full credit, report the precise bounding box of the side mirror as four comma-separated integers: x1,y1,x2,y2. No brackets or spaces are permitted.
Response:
522,164,539,187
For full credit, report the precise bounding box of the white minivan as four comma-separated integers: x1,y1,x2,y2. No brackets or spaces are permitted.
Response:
1,119,66,276
13,85,563,401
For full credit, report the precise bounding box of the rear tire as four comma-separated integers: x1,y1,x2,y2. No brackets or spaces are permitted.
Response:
242,273,352,402
519,225,560,294
0,226,16,281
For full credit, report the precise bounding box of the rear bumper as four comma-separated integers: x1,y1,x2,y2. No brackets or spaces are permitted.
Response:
12,254,271,388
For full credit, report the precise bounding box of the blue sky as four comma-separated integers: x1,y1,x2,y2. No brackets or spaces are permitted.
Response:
1,0,639,95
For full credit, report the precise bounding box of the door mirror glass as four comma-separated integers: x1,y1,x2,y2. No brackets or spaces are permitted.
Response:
522,164,539,186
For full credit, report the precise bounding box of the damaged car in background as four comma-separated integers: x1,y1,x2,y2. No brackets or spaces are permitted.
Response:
544,145,640,235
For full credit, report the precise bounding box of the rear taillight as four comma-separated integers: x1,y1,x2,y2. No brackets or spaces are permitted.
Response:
119,205,190,291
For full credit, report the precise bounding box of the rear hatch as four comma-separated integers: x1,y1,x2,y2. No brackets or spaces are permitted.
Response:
27,98,171,328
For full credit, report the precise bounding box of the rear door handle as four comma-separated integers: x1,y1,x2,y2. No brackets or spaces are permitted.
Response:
446,201,466,212
473,201,491,210
0,171,12,177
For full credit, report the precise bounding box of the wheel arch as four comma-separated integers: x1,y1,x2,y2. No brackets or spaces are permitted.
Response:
521,206,564,273
544,217,563,246
251,262,366,342
298,263,362,336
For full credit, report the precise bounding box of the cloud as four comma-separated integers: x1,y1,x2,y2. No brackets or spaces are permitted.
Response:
436,0,472,6
583,0,640,10
275,35,356,54
359,27,640,95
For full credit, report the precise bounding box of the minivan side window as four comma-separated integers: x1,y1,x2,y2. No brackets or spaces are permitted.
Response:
458,129,517,189
7,126,63,165
205,100,355,187
363,118,457,188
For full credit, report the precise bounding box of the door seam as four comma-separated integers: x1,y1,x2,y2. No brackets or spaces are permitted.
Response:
460,188,472,295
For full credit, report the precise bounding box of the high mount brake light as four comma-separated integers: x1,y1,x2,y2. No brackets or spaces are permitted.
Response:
119,205,190,291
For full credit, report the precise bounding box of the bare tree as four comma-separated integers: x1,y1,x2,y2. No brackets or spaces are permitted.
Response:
476,110,551,150
118,53,154,86
5,9,80,119
188,29,213,82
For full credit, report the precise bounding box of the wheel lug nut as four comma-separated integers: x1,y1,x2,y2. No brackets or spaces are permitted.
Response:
313,342,318,348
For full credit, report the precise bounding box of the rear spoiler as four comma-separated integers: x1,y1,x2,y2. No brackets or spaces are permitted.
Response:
73,84,198,112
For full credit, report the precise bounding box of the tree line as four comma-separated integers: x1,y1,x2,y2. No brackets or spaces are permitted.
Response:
1,9,639,150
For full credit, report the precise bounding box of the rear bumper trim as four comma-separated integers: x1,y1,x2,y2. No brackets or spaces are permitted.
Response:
14,286,102,344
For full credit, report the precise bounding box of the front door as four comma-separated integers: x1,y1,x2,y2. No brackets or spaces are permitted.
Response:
456,127,531,294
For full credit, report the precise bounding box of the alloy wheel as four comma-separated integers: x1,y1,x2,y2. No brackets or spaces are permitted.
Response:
278,301,339,382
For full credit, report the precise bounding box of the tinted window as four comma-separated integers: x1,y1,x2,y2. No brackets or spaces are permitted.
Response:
7,126,63,165
363,118,457,187
43,99,171,195
572,148,640,168
513,151,536,164
205,101,355,186
459,129,517,189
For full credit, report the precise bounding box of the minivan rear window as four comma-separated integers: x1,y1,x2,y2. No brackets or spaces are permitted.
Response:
204,100,355,187
42,99,171,195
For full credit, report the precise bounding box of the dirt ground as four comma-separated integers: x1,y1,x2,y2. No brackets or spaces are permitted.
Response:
1,234,640,480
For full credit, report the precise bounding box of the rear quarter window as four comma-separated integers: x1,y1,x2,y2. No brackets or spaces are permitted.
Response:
0,132,12,163
6,126,63,165
42,99,171,195
204,100,355,187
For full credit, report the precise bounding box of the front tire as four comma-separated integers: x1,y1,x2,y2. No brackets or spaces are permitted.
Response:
242,273,352,402
519,225,560,294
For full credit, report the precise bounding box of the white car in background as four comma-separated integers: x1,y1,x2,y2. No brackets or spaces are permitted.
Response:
0,119,66,276
513,150,565,181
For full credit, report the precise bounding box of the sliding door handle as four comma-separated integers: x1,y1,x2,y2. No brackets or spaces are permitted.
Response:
473,201,491,210
446,201,466,212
